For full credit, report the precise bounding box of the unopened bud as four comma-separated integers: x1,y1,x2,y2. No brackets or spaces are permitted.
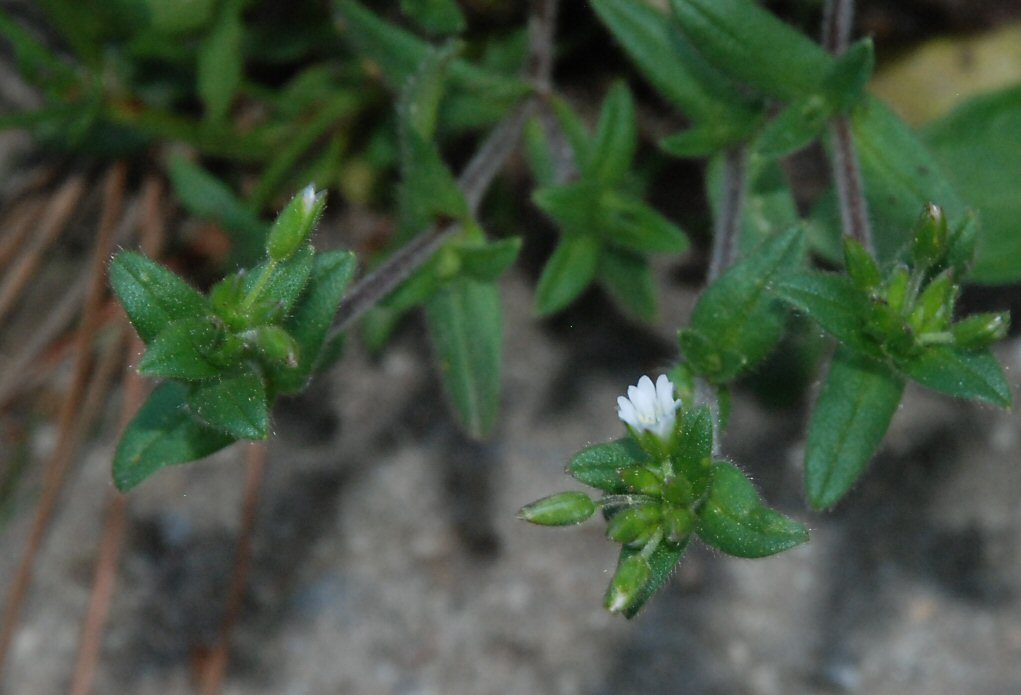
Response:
662,472,695,506
620,468,662,495
909,271,956,334
911,203,948,269
605,554,651,614
662,507,695,545
842,237,881,293
884,265,911,313
951,312,1010,349
249,325,299,367
517,492,596,526
606,504,661,547
266,184,326,261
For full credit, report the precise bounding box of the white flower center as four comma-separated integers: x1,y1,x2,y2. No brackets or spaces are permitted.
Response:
616,374,681,441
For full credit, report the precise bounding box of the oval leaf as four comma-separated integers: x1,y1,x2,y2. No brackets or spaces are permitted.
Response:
697,461,809,558
898,346,1011,409
805,348,905,510
187,367,269,440
114,382,236,491
110,251,210,344
567,438,648,493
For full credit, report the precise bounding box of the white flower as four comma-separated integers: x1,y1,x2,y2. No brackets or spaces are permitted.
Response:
616,374,681,441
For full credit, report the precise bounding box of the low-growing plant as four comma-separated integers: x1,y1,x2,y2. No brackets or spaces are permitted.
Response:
3,0,1019,623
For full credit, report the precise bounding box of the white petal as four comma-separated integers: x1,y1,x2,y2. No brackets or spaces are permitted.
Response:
617,397,639,427
654,375,675,412
631,378,656,416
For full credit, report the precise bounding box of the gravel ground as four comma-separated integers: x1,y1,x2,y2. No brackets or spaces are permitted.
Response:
1,261,1019,694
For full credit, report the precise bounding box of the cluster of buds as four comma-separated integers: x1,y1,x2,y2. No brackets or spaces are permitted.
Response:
845,204,1009,360
519,375,709,614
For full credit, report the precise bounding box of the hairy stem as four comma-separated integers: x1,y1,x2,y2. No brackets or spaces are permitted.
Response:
707,146,748,283
329,0,560,337
822,0,874,253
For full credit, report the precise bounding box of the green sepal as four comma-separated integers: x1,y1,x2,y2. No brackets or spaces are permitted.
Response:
113,382,236,492
910,203,950,270
518,491,596,526
696,461,809,558
681,227,804,383
186,365,269,440
138,316,223,381
109,251,211,345
424,277,502,439
951,312,1010,350
897,346,1012,409
567,438,647,493
662,507,696,545
606,504,662,547
605,553,652,614
620,468,663,496
804,348,905,510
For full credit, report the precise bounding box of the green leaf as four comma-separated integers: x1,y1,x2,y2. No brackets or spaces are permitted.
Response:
697,461,809,557
533,181,598,234
187,366,268,440
824,38,875,111
424,277,502,438
849,97,966,262
616,538,690,619
707,156,799,254
774,271,877,356
273,250,356,394
587,82,637,184
660,123,737,159
457,237,522,283
0,9,77,93
400,0,465,35
681,227,803,383
197,0,243,122
925,85,1021,283
669,0,832,101
399,129,468,238
567,438,648,493
598,249,657,322
334,1,528,115
898,347,1012,409
109,251,210,344
597,190,689,255
398,40,459,140
804,348,905,510
113,382,236,492
756,94,831,158
167,156,268,265
534,236,601,316
138,316,223,380
591,0,754,126
550,97,592,170
671,406,714,497
524,117,557,188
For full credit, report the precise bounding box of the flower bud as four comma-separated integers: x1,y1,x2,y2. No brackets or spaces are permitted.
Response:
842,237,881,293
517,492,596,526
662,472,695,506
662,507,695,545
909,271,956,334
619,467,662,495
606,504,661,546
911,203,948,269
605,554,651,614
266,185,326,262
951,312,1010,349
248,325,299,367
884,265,911,313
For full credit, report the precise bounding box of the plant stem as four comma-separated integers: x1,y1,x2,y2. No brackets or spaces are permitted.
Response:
329,0,560,337
822,0,874,254
707,146,748,283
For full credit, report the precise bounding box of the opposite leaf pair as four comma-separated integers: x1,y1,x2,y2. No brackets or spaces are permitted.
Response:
109,187,355,490
519,375,807,618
